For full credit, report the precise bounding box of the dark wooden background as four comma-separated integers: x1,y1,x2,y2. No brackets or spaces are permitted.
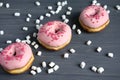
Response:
0,0,120,80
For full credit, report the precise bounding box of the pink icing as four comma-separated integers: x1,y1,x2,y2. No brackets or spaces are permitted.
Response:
37,21,72,47
0,42,33,70
79,5,109,28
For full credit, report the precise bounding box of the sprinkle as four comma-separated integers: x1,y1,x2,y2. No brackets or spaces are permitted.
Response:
64,19,69,23
22,27,28,31
42,61,47,68
36,67,42,73
15,38,21,42
48,6,53,10
69,48,76,54
57,2,61,6
30,70,36,75
31,41,36,46
103,5,107,9
116,5,120,10
34,44,39,49
0,2,3,7
66,11,71,15
31,66,37,70
35,19,40,24
27,13,32,18
0,30,4,35
96,3,101,6
50,10,55,15
26,17,30,22
0,48,3,52
39,15,44,20
72,24,76,30
35,1,40,6
6,3,10,8
26,35,31,40
6,40,12,44
91,66,97,72
61,15,66,20
96,47,102,53
107,10,110,14
37,51,42,56
77,29,81,35
53,65,59,71
97,67,104,74
86,40,92,46
45,13,51,17
14,12,21,17
107,52,114,58
64,53,69,59
49,62,55,68
26,39,31,44
68,6,72,11
48,68,54,74
80,61,86,69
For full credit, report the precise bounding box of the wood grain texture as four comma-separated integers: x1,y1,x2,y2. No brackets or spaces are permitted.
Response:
0,0,120,80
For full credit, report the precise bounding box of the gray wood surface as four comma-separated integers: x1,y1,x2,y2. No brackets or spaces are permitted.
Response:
0,0,120,80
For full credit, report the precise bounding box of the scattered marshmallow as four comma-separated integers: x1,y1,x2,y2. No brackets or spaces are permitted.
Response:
48,6,53,10
107,10,110,14
21,40,26,43
6,40,12,44
35,19,40,24
31,66,37,70
107,52,114,58
36,24,40,30
48,68,54,74
35,1,40,6
103,5,107,9
61,15,66,20
72,24,76,30
45,13,51,17
37,51,42,56
64,53,69,59
15,38,21,42
66,11,71,15
50,10,55,15
0,2,3,7
0,30,4,35
96,3,101,6
77,29,81,35
116,5,120,10
31,41,36,46
56,6,62,14
86,40,92,46
26,35,31,40
26,17,30,22
42,61,47,68
92,0,97,5
14,12,21,17
69,48,76,54
61,0,67,6
53,65,59,71
97,67,104,74
0,48,3,52
49,62,55,67
96,47,102,53
91,66,97,72
68,6,72,11
57,2,61,6
27,13,32,18
5,3,10,8
64,19,69,23
33,32,37,37
34,44,39,49
39,15,44,20
26,39,31,44
22,27,28,31
30,70,36,75
36,67,42,73
80,61,86,69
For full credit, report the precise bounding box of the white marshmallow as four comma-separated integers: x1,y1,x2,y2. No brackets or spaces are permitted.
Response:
6,40,12,44
64,19,69,23
15,38,21,42
39,15,44,20
0,2,3,7
36,67,42,73
45,13,51,17
48,68,54,74
107,10,110,14
68,6,72,11
35,1,40,6
91,66,97,72
34,44,39,49
48,6,53,10
69,48,76,54
49,62,55,67
26,17,30,22
96,3,101,6
97,67,104,74
53,65,59,71
103,5,107,9
6,3,10,8
33,32,37,37
57,2,61,6
64,53,69,59
86,40,92,46
35,19,40,24
50,10,55,15
107,52,114,58
80,61,86,69
77,29,81,35
31,66,37,70
22,27,28,31
0,48,3,52
61,15,66,20
26,39,31,44
27,13,32,18
66,11,71,15
72,24,76,30
42,61,47,68
0,30,4,35
31,41,36,46
37,51,42,56
30,70,36,75
14,12,20,17
26,35,31,40
96,47,102,53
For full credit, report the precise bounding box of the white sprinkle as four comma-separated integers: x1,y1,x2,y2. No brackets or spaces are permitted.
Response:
0,30,4,35
37,51,42,56
36,67,42,73
0,2,3,7
64,53,69,59
72,24,76,30
14,12,20,17
26,35,31,40
92,0,97,5
66,11,71,15
48,6,53,10
35,1,40,6
64,19,69,23
33,32,37,37
36,25,40,30
96,47,102,53
57,2,61,6
116,5,120,10
26,17,30,22
49,62,55,68
0,48,3,52
42,61,47,68
31,66,37,70
31,41,36,46
48,68,54,74
80,61,86,69
53,65,59,71
96,3,101,6
36,19,40,24
77,29,81,35
39,15,44,20
27,13,32,18
107,10,110,14
91,66,97,72
22,27,28,31
6,40,12,44
6,3,10,8
45,13,51,17
68,6,72,11
34,44,39,49
107,52,114,58
16,38,21,42
69,48,76,54
50,10,55,15
86,40,92,46
26,39,31,44
30,70,36,75
61,15,66,20
97,67,104,74
103,5,107,9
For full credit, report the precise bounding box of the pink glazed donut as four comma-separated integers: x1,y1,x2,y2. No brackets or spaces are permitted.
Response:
79,5,110,32
37,21,72,50
0,42,34,74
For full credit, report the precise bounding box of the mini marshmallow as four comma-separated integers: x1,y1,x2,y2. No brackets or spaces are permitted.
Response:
35,1,40,6
27,13,32,18
116,5,120,10
49,62,55,67
77,29,81,35
22,27,28,31
31,66,37,70
0,48,3,52
66,11,71,15
96,47,102,53
96,3,101,6
86,40,92,46
42,61,47,68
107,10,110,14
31,41,36,46
26,17,30,22
48,6,53,10
35,19,40,24
30,70,36,75
64,19,69,23
61,15,66,20
64,53,69,59
45,13,51,17
68,6,72,11
107,52,114,58
6,40,12,44
57,1,61,6
26,35,31,40
92,0,97,5
48,68,54,74
62,1,67,6
50,10,55,15
14,12,20,17
36,67,42,73
16,38,21,42
37,51,42,56
91,66,97,72
39,15,44,20
103,5,107,9
33,32,37,37
21,40,26,43
97,67,104,74
72,24,76,30
80,61,86,69
26,39,31,44
0,30,4,35
36,25,40,30
69,48,76,54
53,65,59,71
34,44,39,49
0,2,3,7
6,3,10,8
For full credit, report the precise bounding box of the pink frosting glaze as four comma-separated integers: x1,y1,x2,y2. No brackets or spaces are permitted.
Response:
37,21,72,47
0,42,33,70
80,5,109,28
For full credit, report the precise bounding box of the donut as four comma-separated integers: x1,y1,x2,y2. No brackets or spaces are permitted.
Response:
0,42,34,74
79,5,110,32
37,21,72,50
